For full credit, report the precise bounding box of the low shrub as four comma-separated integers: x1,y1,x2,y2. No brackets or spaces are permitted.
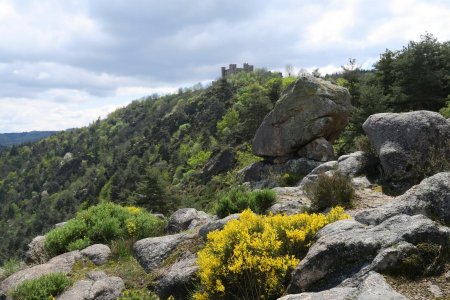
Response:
391,243,449,279
354,135,376,156
215,187,276,218
279,173,303,187
194,207,349,299
0,258,23,281
45,203,166,257
119,289,159,300
9,273,72,300
306,171,355,212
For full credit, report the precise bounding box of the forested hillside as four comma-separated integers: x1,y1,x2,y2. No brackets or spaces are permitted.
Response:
0,131,57,147
0,34,449,263
0,69,293,262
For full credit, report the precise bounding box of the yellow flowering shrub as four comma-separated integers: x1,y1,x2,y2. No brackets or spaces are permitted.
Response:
194,207,349,299
125,206,142,214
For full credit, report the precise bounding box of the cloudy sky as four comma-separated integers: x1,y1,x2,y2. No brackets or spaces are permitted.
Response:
1,0,449,132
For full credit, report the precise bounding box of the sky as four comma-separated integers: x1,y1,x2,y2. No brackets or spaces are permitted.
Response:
0,0,450,132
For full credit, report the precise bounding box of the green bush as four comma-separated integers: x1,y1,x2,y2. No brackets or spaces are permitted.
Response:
45,203,166,257
9,273,72,300
279,173,303,187
215,187,276,218
306,171,355,212
354,135,376,156
0,258,23,281
398,243,448,278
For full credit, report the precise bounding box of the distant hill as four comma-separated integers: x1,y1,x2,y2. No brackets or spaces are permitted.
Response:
0,131,58,147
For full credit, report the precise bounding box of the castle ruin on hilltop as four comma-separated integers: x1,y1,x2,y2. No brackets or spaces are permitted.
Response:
221,63,254,77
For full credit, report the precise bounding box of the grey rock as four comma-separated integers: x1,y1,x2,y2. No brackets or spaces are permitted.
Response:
167,208,211,234
337,151,376,177
351,176,373,189
86,271,107,281
280,272,406,300
268,187,310,214
363,110,450,181
88,276,124,300
0,251,81,297
133,233,196,273
355,272,407,300
202,149,236,182
238,158,321,188
355,172,450,226
58,272,124,300
370,242,417,273
298,161,338,188
58,280,92,300
25,235,48,265
253,76,351,159
80,244,111,266
297,137,335,162
427,283,443,298
54,222,68,228
154,253,199,299
199,214,239,239
278,287,357,300
287,214,449,293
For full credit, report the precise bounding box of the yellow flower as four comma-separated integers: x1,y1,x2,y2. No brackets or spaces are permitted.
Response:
126,220,137,236
125,206,141,214
196,207,349,299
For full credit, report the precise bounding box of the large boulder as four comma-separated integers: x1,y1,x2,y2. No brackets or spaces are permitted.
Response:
133,233,196,273
286,214,449,293
355,172,450,226
363,111,450,182
167,208,212,234
252,75,351,160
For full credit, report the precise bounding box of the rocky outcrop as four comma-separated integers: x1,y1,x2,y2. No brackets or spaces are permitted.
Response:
297,151,377,191
252,75,351,160
133,233,196,273
80,244,111,266
363,110,450,182
167,208,212,234
286,214,449,293
153,253,199,299
25,236,48,265
0,251,81,297
58,271,124,300
355,172,450,226
202,149,236,182
238,157,321,188
280,272,407,300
